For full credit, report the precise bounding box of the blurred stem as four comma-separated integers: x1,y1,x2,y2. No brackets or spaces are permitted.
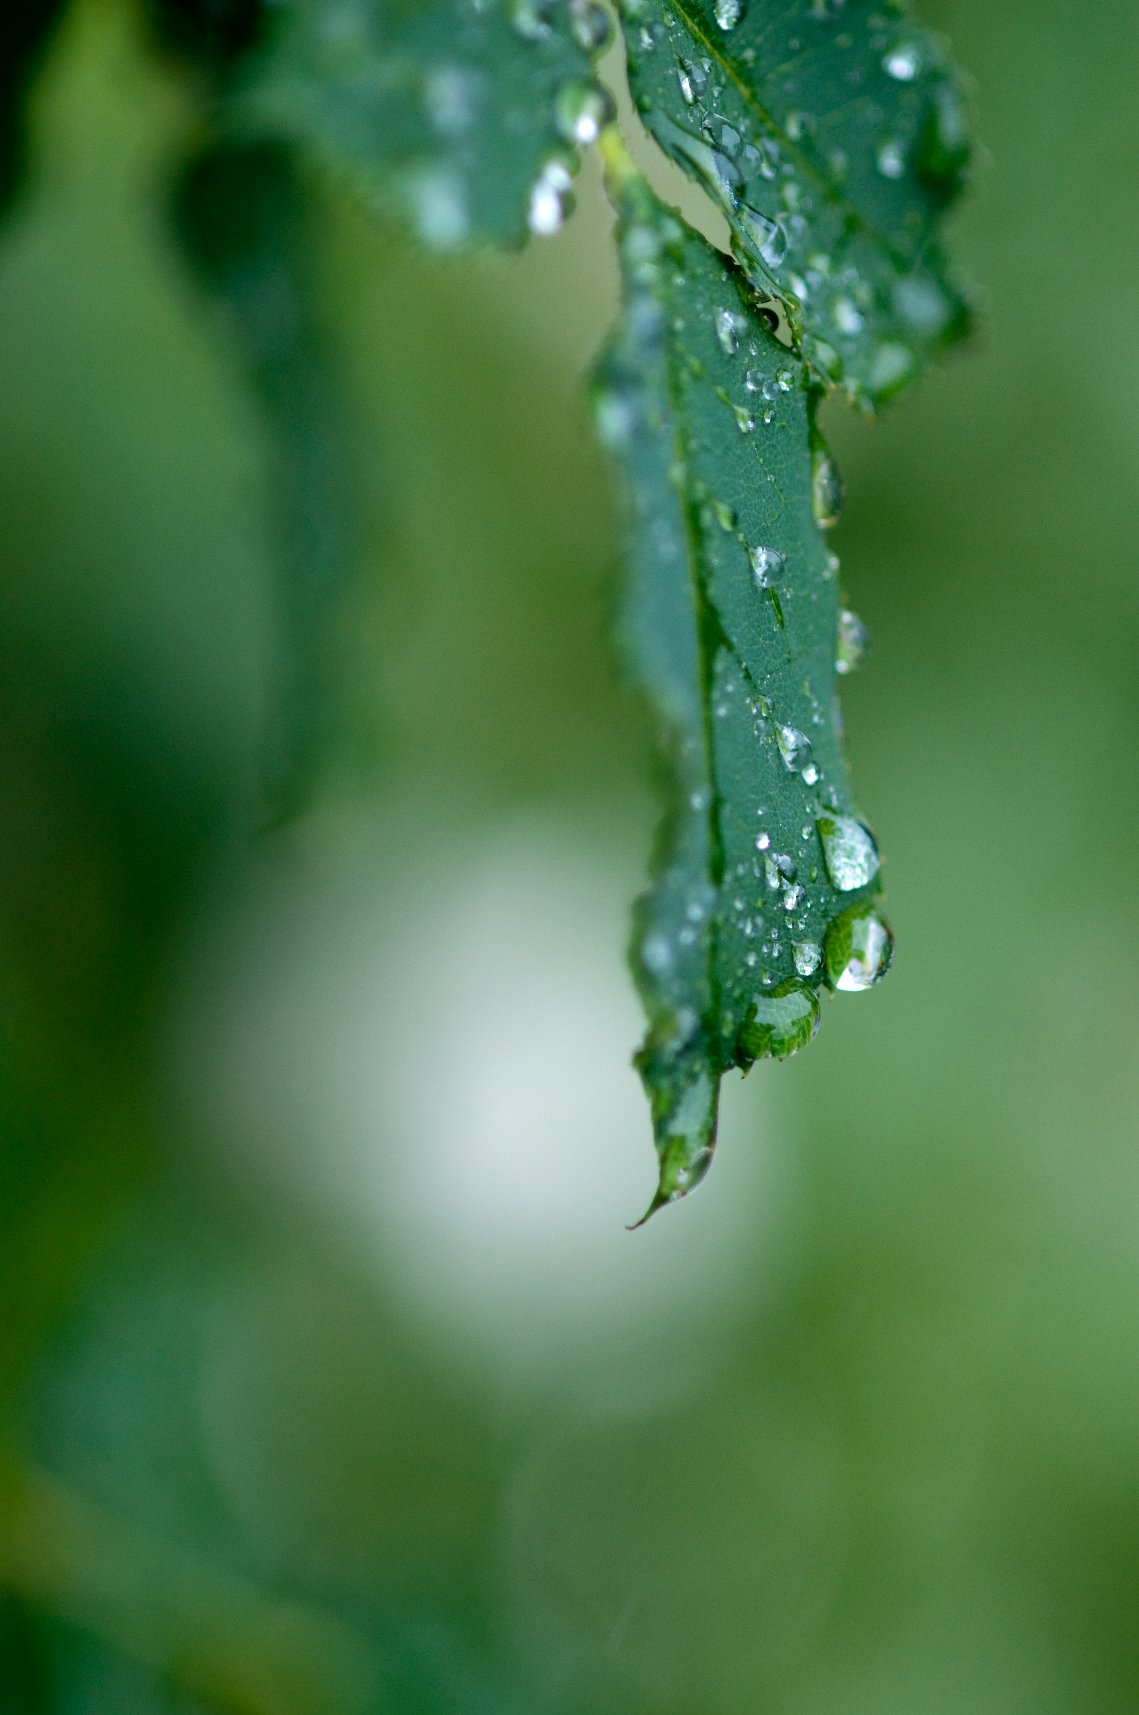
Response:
0,1454,383,1715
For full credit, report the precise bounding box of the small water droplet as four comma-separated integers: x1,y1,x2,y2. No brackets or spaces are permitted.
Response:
793,939,821,976
733,404,755,433
736,205,788,267
883,41,921,80
836,607,868,673
555,79,615,146
510,0,555,40
776,724,812,772
714,306,745,352
801,762,819,786
811,445,844,528
876,137,907,179
676,57,708,104
818,814,880,890
737,979,820,1065
749,545,785,587
714,0,744,27
832,294,864,335
744,368,765,392
825,901,894,991
528,156,575,235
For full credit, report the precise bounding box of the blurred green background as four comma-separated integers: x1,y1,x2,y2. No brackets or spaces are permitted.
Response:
3,0,1139,1710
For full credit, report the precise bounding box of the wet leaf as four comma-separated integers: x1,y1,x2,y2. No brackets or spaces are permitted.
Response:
595,169,890,1218
619,0,972,407
236,0,599,249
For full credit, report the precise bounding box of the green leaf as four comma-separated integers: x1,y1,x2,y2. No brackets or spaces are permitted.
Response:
619,0,972,407
172,138,360,817
595,168,891,1220
235,0,609,249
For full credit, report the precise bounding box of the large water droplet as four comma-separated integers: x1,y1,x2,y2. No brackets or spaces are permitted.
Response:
836,607,868,673
817,814,880,890
569,0,612,52
825,901,894,991
555,79,615,146
811,445,844,528
750,545,785,587
737,980,820,1066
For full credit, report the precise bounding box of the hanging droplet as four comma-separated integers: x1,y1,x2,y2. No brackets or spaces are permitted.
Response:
811,444,844,528
836,607,868,673
528,156,575,235
817,814,880,890
776,724,812,772
825,901,894,992
569,0,612,52
737,980,820,1066
554,79,615,146
793,939,822,977
714,0,744,27
750,545,785,587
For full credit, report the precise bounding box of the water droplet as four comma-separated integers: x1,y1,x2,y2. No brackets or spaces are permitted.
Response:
714,306,745,352
883,41,921,80
744,368,765,392
818,814,880,890
801,762,819,786
876,137,907,179
733,404,755,433
736,205,788,267
825,901,893,991
555,79,615,146
776,724,812,772
832,294,864,335
793,939,821,976
528,156,575,235
750,544,785,587
406,164,469,249
569,0,612,52
593,375,638,448
676,57,708,104
865,341,915,397
755,831,771,851
836,608,868,673
510,0,555,40
423,66,480,139
782,882,804,911
811,445,844,528
714,0,744,27
919,80,970,188
737,980,820,1065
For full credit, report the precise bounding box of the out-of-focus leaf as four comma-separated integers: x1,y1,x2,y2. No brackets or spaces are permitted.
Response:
0,0,69,216
619,0,972,406
595,168,890,1218
172,138,358,815
235,0,605,248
